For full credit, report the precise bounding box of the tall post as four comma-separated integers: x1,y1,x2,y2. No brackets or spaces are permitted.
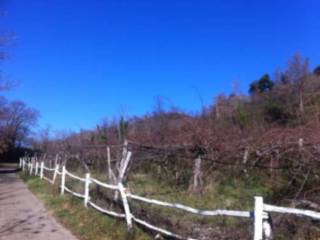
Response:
55,154,59,167
52,164,59,184
118,182,133,231
189,155,203,192
22,159,25,171
60,165,66,195
107,146,112,183
84,173,91,207
118,151,132,184
35,161,39,176
114,151,132,201
254,196,264,240
29,162,33,175
40,161,44,179
299,138,304,151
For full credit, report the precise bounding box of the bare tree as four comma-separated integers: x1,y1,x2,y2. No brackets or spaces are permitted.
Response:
286,53,310,116
0,101,39,149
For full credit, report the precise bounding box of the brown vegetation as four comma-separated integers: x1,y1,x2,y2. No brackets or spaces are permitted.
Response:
32,54,320,239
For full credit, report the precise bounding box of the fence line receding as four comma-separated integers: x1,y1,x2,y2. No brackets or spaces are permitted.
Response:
20,157,320,240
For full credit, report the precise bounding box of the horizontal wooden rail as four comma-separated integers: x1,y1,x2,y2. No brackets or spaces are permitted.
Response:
90,177,119,190
264,204,320,220
64,186,85,199
21,158,320,240
132,216,197,240
43,166,56,171
65,170,86,182
42,176,54,184
127,193,250,218
88,201,126,218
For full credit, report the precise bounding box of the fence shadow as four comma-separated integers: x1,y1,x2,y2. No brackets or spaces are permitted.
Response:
0,168,22,174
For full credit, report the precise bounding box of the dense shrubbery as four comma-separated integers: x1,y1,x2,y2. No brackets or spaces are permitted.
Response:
36,54,320,195
34,54,320,239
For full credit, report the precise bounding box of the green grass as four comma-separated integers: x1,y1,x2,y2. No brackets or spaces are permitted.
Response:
124,171,273,237
128,171,273,210
20,173,151,240
19,169,279,239
19,166,320,239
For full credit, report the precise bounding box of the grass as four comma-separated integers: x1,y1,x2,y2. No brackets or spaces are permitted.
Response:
124,171,273,237
128,170,273,210
19,168,281,239
19,164,320,239
20,173,152,240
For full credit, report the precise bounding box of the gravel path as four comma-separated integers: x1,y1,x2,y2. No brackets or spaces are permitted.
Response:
0,169,78,240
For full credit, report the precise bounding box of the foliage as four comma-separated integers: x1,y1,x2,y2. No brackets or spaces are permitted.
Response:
249,74,274,95
314,65,320,76
118,116,128,143
32,54,320,239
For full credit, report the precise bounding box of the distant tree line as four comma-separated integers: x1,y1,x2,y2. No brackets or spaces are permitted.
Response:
33,54,320,174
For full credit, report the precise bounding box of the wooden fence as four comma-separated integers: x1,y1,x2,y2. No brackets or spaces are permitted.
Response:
20,157,320,240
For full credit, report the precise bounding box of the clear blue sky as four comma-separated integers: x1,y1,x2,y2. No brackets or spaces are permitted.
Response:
1,0,320,132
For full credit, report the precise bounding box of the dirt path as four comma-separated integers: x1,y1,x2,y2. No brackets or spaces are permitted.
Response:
0,170,78,240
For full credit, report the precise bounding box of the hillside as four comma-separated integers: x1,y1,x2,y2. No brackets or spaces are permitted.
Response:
27,54,320,239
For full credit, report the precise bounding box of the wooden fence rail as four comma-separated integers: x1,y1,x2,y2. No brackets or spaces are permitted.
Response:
20,157,320,240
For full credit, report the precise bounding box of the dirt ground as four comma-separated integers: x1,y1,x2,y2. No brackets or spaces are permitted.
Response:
0,167,78,240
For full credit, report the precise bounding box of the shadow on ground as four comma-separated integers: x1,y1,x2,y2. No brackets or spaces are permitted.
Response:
0,168,21,174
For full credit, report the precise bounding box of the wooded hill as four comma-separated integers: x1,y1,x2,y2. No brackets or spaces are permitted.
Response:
33,54,320,239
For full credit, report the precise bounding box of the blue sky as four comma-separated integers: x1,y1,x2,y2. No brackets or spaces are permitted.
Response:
1,0,320,132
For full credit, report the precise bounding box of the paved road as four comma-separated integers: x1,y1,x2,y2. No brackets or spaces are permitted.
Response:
0,169,78,240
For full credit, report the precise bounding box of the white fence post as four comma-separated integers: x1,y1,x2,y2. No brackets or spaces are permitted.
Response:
22,159,25,171
254,196,264,240
29,162,33,175
84,173,90,207
35,161,39,176
263,214,273,240
40,161,44,179
118,182,133,231
61,165,66,195
119,151,132,184
52,164,59,184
